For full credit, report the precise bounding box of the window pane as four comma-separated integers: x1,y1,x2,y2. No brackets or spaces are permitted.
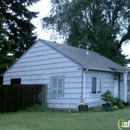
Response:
97,78,101,93
58,78,63,95
52,89,57,95
11,78,21,84
58,78,62,88
92,77,96,94
127,80,130,92
53,78,57,88
58,89,62,95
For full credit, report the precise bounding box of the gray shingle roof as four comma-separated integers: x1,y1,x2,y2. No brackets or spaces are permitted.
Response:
40,39,126,72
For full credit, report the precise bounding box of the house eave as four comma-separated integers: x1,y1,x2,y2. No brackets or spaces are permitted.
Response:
110,68,128,73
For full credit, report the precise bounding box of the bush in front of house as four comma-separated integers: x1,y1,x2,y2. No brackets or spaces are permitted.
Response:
101,90,113,103
111,97,125,109
90,106,103,112
101,90,125,111
68,108,77,113
25,104,56,112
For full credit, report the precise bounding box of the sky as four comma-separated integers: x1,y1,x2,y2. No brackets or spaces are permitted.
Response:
29,0,52,40
29,0,130,59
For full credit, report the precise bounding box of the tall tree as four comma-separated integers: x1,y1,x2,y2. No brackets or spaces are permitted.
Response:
42,0,130,65
0,0,39,75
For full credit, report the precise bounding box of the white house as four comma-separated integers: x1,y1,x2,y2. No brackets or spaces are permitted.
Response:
3,39,130,109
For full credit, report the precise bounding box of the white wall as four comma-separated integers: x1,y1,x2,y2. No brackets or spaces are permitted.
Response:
4,40,83,109
84,71,114,107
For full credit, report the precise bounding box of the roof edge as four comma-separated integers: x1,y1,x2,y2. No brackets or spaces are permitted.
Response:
3,39,41,76
110,68,128,73
39,39,84,68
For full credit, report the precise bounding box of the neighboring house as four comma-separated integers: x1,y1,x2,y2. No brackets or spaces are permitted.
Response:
3,39,129,109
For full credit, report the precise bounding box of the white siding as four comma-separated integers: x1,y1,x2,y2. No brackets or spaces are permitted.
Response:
84,71,115,107
4,41,82,109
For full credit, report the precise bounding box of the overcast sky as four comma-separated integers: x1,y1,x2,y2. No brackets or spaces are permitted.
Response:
29,0,130,59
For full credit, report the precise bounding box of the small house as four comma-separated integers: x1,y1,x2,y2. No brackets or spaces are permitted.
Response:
3,39,129,109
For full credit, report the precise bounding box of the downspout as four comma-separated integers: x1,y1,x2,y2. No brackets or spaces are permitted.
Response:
124,71,128,102
83,68,88,103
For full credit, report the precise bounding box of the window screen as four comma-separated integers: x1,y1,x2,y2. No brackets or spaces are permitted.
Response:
92,77,101,94
51,76,64,97
92,77,96,94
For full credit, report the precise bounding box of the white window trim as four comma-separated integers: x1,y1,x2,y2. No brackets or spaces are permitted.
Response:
91,77,102,96
50,76,65,98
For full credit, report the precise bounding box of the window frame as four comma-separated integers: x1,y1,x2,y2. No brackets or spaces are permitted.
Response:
91,77,102,95
50,76,65,98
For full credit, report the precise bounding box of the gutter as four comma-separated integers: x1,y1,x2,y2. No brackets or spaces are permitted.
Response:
124,71,128,102
82,68,88,103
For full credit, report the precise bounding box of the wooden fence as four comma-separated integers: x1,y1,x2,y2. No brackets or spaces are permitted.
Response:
0,76,3,85
0,84,47,113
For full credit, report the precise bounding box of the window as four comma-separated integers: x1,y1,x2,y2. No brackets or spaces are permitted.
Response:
50,76,64,97
127,80,130,92
92,77,101,94
11,78,21,84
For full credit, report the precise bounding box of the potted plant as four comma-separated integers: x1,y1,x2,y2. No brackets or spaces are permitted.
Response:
78,103,88,112
101,90,113,111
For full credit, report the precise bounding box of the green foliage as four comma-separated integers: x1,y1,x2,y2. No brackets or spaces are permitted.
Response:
25,104,56,112
42,0,130,65
0,0,39,75
68,108,77,113
111,97,124,109
110,105,118,111
101,90,124,109
101,90,114,102
90,106,103,112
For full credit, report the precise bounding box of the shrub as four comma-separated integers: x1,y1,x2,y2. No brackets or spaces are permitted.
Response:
111,97,124,109
101,90,113,103
101,90,125,109
91,106,103,112
68,108,77,113
110,105,118,111
25,104,56,112
122,102,129,106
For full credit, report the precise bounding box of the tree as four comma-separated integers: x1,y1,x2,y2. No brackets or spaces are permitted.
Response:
42,0,130,65
0,0,39,75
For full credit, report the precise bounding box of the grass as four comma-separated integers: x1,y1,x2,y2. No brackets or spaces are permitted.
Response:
0,108,130,130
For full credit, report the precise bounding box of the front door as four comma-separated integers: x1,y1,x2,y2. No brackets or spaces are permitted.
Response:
114,76,118,97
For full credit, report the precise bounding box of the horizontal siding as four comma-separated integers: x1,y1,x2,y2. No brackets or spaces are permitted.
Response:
4,40,82,109
84,71,115,106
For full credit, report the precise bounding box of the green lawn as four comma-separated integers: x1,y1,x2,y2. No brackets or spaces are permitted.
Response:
0,109,130,130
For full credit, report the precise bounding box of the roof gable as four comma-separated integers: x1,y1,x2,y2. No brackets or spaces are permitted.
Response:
4,39,127,75
40,39,126,72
